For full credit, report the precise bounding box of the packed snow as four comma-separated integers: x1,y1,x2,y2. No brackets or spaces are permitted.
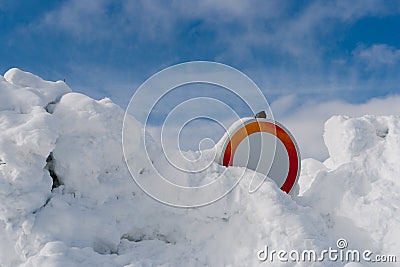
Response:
0,69,398,266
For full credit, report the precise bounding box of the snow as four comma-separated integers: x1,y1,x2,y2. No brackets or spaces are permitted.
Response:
1,68,71,114
301,115,400,258
297,158,327,196
0,68,399,266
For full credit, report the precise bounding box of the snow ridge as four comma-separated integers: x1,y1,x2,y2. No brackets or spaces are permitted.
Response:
0,69,399,266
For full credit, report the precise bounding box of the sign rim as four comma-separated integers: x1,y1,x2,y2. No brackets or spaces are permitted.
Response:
219,118,301,194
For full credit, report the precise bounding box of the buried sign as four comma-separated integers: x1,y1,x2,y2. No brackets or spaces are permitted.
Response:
216,112,301,194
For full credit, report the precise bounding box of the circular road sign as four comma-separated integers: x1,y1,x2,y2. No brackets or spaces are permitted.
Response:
216,118,300,194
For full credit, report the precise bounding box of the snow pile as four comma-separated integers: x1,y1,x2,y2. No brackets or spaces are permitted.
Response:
0,68,399,266
300,115,400,259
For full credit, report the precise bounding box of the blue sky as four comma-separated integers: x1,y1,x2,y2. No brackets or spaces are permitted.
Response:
1,0,400,159
1,0,399,107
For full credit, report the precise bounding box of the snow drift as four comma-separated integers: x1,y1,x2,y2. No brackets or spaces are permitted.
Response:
0,68,398,266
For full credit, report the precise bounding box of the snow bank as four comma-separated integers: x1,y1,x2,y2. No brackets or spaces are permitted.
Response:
0,70,71,266
300,115,400,260
1,68,71,113
0,68,399,266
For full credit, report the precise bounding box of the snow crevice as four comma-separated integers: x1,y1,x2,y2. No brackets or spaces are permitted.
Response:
32,197,52,215
44,101,57,114
376,127,389,138
45,152,62,190
121,232,176,245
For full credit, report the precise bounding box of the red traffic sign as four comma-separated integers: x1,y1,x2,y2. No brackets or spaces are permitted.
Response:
216,118,301,194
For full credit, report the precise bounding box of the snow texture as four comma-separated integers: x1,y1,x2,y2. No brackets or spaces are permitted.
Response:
0,69,398,266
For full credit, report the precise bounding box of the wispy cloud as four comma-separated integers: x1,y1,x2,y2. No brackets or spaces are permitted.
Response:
3,0,399,118
354,44,400,69
2,0,399,162
41,0,127,41
39,0,398,52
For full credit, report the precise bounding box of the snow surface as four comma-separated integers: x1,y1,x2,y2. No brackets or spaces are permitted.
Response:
0,69,399,266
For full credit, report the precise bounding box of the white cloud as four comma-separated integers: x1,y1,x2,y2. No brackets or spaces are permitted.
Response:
42,0,110,38
26,0,400,139
38,0,399,54
270,94,296,116
354,44,400,68
274,95,400,160
33,0,400,93
261,0,399,59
